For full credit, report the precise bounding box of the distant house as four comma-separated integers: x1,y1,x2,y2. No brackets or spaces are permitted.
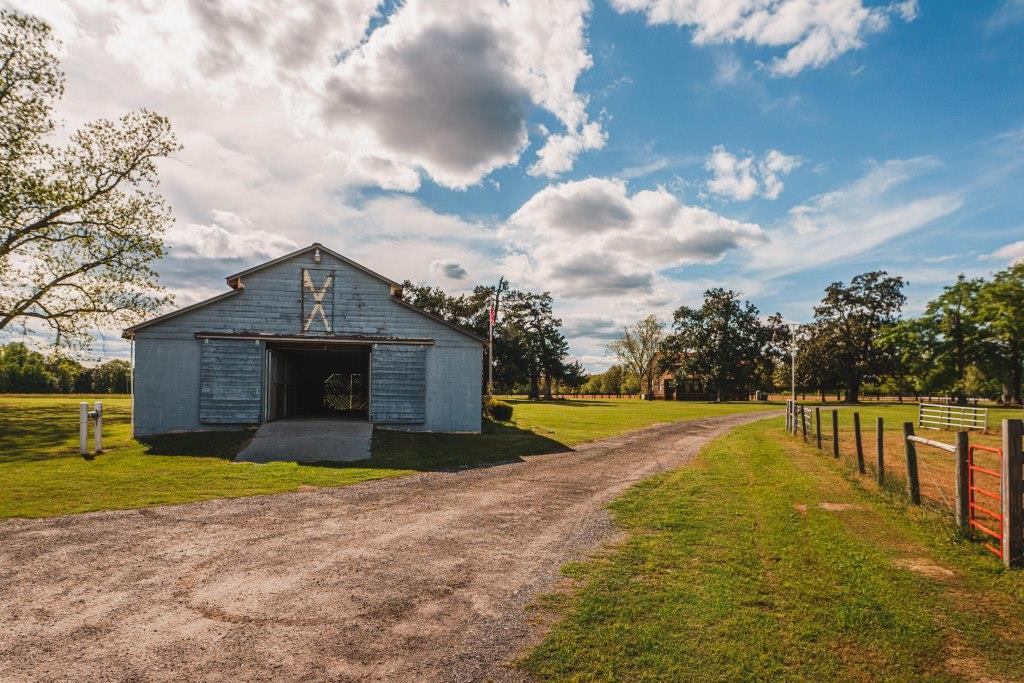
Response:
123,244,484,436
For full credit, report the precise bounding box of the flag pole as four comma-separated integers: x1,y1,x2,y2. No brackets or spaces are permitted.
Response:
488,277,506,397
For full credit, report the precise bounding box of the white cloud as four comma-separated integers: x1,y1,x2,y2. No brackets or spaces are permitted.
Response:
33,0,604,191
986,0,1024,32
749,157,963,275
528,121,608,178
705,146,801,201
982,240,1024,265
609,0,918,76
505,177,765,298
166,211,298,261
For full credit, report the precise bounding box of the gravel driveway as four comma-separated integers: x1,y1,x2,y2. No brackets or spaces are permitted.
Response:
0,412,770,682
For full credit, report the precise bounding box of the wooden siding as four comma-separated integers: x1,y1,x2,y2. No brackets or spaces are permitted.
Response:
199,339,263,424
370,344,426,424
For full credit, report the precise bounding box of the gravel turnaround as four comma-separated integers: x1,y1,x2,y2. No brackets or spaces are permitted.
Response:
0,412,772,682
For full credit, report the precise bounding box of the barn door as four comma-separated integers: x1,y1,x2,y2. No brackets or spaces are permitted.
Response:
265,349,288,421
369,344,426,424
199,339,263,424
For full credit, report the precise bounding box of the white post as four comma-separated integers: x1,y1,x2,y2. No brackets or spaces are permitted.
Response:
94,401,103,453
79,402,89,455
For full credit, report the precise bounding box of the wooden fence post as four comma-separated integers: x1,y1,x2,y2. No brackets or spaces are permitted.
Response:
954,430,969,532
800,406,807,442
786,400,792,433
831,410,839,458
815,407,822,449
876,417,884,485
1001,419,1023,569
94,401,103,454
854,412,865,474
79,401,88,456
903,422,921,505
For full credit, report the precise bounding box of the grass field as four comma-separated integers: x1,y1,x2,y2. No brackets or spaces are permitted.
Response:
522,418,1024,681
0,394,778,518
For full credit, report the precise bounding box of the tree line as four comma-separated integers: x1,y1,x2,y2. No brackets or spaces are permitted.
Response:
795,264,1024,406
400,281,585,399
0,342,131,393
614,264,1024,406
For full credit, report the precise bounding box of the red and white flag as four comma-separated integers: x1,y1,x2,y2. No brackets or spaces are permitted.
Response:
489,304,496,327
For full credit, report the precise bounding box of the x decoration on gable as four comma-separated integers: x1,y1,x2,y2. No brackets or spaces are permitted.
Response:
301,268,334,333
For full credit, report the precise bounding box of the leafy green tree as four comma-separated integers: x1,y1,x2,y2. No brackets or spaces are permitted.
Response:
0,342,56,392
979,263,1024,405
662,289,767,402
0,10,178,350
874,318,933,402
45,354,85,393
795,323,841,401
561,360,588,393
504,290,567,399
582,365,625,395
400,280,489,333
91,359,131,393
811,271,906,403
919,276,987,405
620,372,641,395
401,281,571,399
607,315,665,400
754,313,790,395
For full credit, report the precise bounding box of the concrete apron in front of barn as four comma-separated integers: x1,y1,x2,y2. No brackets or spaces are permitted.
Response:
235,416,372,463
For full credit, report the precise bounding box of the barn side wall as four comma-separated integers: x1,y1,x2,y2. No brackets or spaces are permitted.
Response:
131,250,482,436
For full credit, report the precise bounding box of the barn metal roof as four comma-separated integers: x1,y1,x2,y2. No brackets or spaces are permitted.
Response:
122,289,242,338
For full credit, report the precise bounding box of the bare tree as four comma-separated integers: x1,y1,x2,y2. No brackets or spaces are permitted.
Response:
607,315,665,400
0,10,180,350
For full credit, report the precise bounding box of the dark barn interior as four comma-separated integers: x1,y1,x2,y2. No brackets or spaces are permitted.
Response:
266,343,370,421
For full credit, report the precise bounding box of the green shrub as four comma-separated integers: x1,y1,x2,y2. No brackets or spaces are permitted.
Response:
483,396,514,421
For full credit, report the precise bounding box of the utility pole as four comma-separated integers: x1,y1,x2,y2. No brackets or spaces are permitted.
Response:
488,277,507,397
789,323,799,403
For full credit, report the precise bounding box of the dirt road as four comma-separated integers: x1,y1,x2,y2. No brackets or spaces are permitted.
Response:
0,412,770,682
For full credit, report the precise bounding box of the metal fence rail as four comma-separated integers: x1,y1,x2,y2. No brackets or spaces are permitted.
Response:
918,402,988,433
968,444,1004,559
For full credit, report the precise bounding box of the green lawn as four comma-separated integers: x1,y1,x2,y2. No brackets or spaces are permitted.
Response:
0,394,776,519
522,418,1024,681
503,397,780,445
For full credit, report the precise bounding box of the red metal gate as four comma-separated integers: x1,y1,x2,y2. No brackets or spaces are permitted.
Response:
968,444,1003,558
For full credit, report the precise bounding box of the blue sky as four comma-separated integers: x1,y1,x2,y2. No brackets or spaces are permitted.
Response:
13,0,1024,366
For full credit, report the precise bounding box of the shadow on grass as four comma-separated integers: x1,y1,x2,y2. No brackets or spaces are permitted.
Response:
0,403,132,463
503,399,617,408
346,419,573,472
138,420,570,473
139,429,256,460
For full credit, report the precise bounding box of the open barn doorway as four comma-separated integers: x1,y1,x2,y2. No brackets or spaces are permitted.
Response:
265,343,371,422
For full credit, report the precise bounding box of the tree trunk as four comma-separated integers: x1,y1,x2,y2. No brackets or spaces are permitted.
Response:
542,373,553,400
1011,344,1023,406
528,368,539,400
645,373,655,401
846,378,860,404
